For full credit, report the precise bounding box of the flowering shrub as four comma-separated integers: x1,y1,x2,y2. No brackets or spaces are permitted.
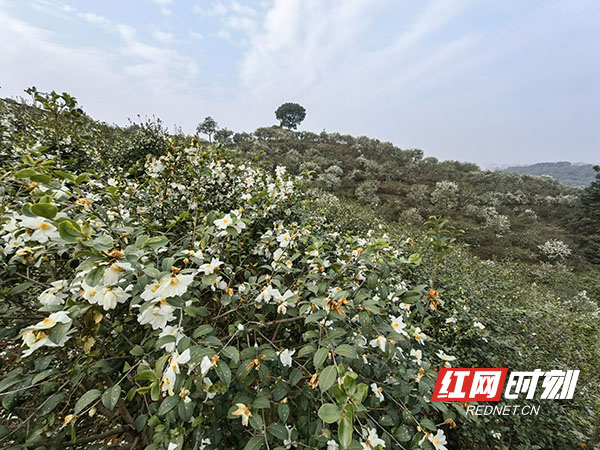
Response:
538,239,572,261
0,143,460,449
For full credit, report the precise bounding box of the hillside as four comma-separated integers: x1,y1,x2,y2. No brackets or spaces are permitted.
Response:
1,92,599,450
503,161,597,187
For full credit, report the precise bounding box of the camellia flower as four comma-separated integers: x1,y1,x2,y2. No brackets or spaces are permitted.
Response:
278,348,295,367
277,290,295,314
361,428,386,449
413,327,427,345
161,349,191,395
428,430,448,450
154,273,195,299
95,286,130,310
410,349,422,365
198,257,223,275
369,334,387,352
103,262,133,285
277,232,292,248
327,440,339,450
255,285,281,303
200,355,219,376
436,350,457,367
158,325,184,353
18,216,60,243
473,321,486,330
39,280,69,306
203,377,215,400
21,311,72,357
284,424,297,449
137,299,176,329
389,315,408,336
232,403,252,426
214,214,233,230
370,383,384,402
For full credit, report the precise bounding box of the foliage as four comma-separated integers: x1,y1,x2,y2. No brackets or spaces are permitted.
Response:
0,89,599,450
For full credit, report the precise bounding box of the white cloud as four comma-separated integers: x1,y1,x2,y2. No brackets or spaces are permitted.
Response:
152,29,175,44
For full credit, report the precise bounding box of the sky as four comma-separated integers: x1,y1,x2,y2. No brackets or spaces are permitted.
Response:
0,0,598,166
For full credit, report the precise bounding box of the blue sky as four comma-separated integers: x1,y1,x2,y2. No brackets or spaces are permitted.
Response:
0,0,598,165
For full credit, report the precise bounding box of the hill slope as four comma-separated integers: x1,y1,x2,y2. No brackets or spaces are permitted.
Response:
503,161,597,187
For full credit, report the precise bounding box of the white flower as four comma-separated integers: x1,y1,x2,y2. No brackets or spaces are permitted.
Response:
284,424,297,449
256,285,281,303
277,232,292,248
361,428,385,449
167,442,178,450
21,312,72,357
278,348,295,368
413,327,427,345
370,383,384,402
19,216,60,243
410,349,422,365
428,430,448,450
237,324,245,331
473,321,486,330
277,290,295,314
198,257,223,275
389,315,408,336
161,349,191,395
158,326,184,353
137,299,176,330
327,440,339,450
203,377,215,400
155,273,195,298
39,280,69,306
96,286,130,310
369,335,387,352
103,262,133,285
200,355,217,376
81,281,102,304
445,317,457,324
31,311,71,330
436,350,457,367
214,214,233,230
232,403,252,426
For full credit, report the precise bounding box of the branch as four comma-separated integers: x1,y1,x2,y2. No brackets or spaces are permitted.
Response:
14,425,132,449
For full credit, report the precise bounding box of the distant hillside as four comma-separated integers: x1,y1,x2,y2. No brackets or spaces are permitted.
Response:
503,161,596,187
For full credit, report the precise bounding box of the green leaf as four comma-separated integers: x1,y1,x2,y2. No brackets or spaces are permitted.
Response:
135,370,156,382
130,345,144,356
318,403,342,424
192,324,214,338
85,266,105,287
40,392,67,416
289,368,302,386
158,395,179,416
267,422,289,440
253,395,271,409
74,389,101,414
319,365,337,392
215,361,232,386
9,282,33,296
141,235,168,249
278,402,290,423
14,168,38,178
177,399,195,422
242,436,264,450
101,385,121,411
92,234,114,251
222,346,240,365
48,322,71,345
30,203,57,219
313,348,329,369
394,425,413,442
335,344,357,359
338,404,354,449
420,418,437,432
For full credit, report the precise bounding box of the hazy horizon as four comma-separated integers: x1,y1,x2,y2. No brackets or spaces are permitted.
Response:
1,0,598,165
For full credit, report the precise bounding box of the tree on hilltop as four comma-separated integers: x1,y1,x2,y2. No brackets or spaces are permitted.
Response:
275,102,306,129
